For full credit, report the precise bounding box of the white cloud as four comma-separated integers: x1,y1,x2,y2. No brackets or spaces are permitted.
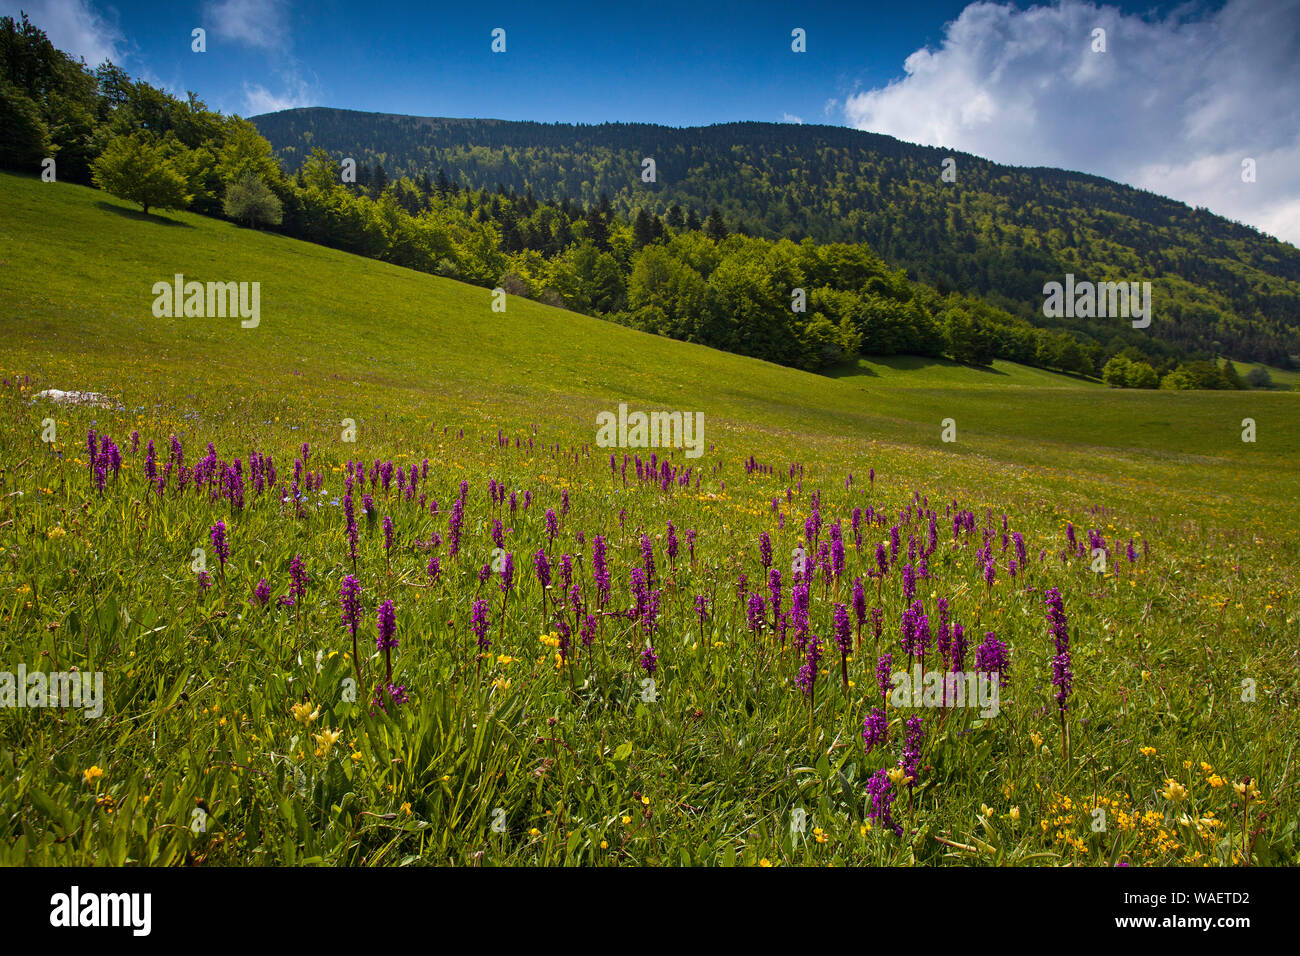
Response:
242,78,314,115
199,2,314,115
781,112,804,124
0,0,125,66
203,0,290,50
843,0,1300,246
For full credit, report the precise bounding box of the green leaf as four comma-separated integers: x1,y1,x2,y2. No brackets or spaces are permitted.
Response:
28,788,69,832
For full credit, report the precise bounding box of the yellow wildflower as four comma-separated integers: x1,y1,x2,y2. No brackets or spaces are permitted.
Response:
312,727,342,758
290,701,320,725
1160,779,1188,803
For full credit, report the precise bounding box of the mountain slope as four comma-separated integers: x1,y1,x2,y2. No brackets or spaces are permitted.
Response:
252,108,1300,366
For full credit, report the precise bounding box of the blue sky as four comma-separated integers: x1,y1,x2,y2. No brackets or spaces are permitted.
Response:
6,0,1298,244
6,0,1207,124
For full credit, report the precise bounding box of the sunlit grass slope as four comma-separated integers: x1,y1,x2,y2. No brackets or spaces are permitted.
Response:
1,172,1295,534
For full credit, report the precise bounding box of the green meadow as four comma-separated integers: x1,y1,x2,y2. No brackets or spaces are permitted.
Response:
1229,360,1300,390
1,170,1296,865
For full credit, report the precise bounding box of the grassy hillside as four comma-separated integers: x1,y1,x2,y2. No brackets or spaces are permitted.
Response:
1,171,1296,866
1229,360,1300,390
2,173,1295,527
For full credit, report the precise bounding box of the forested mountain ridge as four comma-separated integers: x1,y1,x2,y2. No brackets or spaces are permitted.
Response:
252,107,1300,367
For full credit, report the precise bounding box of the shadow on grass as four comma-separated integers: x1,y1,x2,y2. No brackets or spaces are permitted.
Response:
824,354,1104,385
1049,369,1100,385
826,360,879,379
822,354,1010,380
95,202,193,227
